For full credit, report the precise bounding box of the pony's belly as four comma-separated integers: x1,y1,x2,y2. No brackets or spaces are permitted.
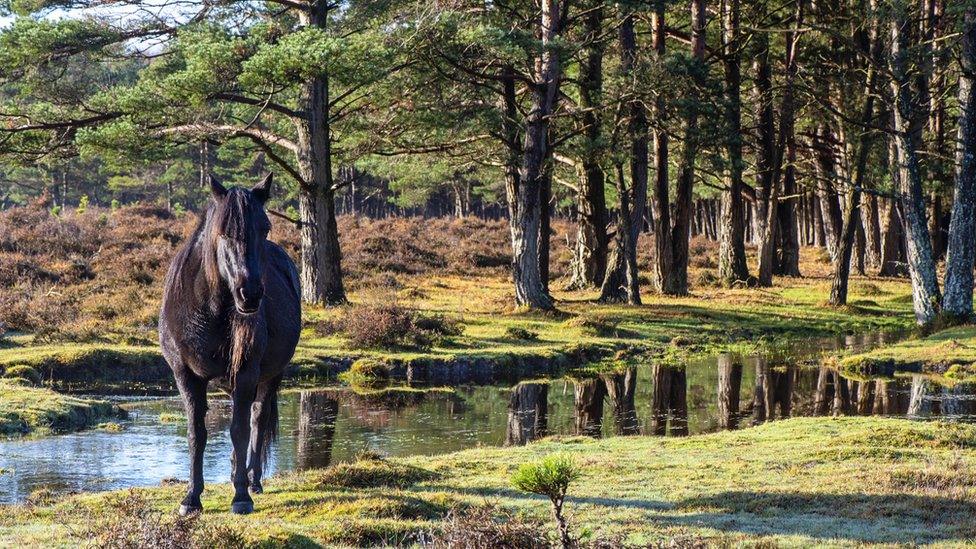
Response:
185,353,230,382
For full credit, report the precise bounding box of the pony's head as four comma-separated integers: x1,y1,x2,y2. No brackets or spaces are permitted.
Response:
208,173,273,315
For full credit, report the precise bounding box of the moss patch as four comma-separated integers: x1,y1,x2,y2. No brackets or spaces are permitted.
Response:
841,325,976,381
0,380,126,436
3,418,976,546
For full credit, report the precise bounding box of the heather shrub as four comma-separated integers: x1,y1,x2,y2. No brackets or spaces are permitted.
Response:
0,205,547,342
506,326,539,341
564,314,619,337
67,491,246,549
424,504,550,549
339,303,463,350
342,303,419,349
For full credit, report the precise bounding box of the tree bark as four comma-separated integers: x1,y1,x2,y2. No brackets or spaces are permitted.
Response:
753,25,778,287
776,140,802,277
862,192,882,268
943,5,976,319
600,9,648,302
717,0,750,284
889,7,942,324
539,157,552,292
772,0,804,278
663,0,706,295
568,2,608,290
650,0,674,293
512,0,560,310
830,18,881,306
295,4,345,305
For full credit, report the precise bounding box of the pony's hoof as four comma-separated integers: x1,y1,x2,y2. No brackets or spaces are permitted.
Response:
179,504,203,516
249,481,263,495
230,500,254,515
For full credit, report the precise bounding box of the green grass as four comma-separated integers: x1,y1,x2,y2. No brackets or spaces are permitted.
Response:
0,380,125,436
841,325,976,381
0,274,918,388
3,417,975,547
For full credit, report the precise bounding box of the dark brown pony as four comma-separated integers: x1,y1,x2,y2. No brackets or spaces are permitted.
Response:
159,173,300,515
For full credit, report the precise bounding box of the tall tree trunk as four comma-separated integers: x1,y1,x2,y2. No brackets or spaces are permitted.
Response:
664,0,706,295
776,140,802,276
600,8,648,302
813,125,844,261
650,0,673,293
889,6,941,324
830,16,881,306
605,163,641,304
295,5,345,305
772,0,804,278
512,0,560,310
718,0,750,284
754,26,778,286
943,5,976,319
568,2,608,289
928,0,950,263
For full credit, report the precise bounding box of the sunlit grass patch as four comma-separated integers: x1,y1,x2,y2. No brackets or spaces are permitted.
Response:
841,325,976,382
5,417,976,547
0,379,125,436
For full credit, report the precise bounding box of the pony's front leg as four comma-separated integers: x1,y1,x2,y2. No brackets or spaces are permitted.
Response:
175,372,208,516
229,368,259,514
248,375,283,494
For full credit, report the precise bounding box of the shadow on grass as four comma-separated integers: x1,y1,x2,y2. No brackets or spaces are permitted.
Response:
425,485,976,544
669,490,976,544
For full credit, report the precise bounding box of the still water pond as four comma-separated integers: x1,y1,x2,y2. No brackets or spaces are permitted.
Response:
1,331,971,504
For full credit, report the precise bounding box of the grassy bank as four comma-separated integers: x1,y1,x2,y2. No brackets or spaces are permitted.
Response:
0,380,125,436
2,417,974,546
841,324,976,381
0,274,917,389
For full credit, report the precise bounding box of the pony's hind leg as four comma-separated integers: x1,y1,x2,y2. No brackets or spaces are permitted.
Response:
175,371,209,516
247,375,282,494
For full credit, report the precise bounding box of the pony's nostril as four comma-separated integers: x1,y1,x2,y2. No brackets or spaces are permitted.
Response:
237,287,248,303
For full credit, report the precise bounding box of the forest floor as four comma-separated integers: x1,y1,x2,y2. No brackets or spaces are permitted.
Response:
841,324,976,383
2,417,975,547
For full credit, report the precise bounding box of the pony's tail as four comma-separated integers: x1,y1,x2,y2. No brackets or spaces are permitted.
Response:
260,389,279,471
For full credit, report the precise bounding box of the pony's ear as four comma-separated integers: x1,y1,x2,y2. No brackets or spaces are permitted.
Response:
252,172,272,204
210,174,228,199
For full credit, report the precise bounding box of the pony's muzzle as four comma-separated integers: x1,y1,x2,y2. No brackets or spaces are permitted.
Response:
235,284,264,314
